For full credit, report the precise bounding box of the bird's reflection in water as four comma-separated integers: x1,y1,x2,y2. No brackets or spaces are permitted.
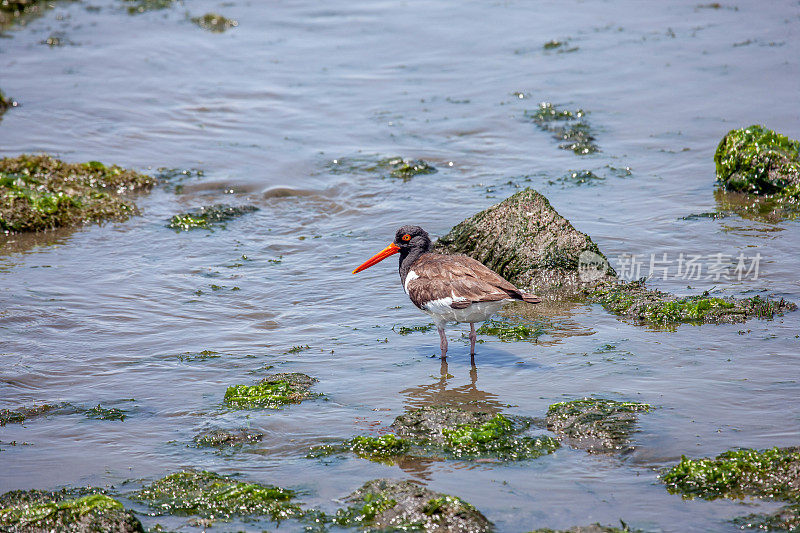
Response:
401,360,505,415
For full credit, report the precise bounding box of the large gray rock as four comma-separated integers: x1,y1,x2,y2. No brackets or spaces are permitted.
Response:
433,188,615,296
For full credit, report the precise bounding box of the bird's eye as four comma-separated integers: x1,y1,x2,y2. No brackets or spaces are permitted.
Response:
402,234,411,241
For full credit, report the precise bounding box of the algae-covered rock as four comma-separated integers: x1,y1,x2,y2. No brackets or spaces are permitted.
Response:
132,470,301,521
588,281,796,327
310,406,559,463
546,398,651,453
525,102,598,155
433,188,616,296
223,372,319,409
661,447,800,501
192,428,264,448
167,203,258,231
0,154,155,234
335,479,493,532
715,125,800,200
0,489,143,532
191,12,238,32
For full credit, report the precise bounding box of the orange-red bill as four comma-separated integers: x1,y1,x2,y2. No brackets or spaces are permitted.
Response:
352,243,400,274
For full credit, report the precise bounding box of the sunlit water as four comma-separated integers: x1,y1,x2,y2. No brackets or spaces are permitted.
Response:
1,0,799,531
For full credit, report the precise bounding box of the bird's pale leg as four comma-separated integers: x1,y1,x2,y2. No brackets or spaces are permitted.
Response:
438,327,448,360
469,323,477,356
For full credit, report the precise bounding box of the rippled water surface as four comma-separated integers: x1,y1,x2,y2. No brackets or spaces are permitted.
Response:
1,0,799,531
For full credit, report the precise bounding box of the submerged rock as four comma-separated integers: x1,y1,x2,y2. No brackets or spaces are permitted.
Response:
223,372,319,409
192,428,264,448
525,102,599,155
0,154,155,234
132,470,301,522
328,155,437,181
335,479,492,532
734,503,800,532
715,125,800,200
433,188,616,296
167,203,258,231
587,281,796,327
528,524,638,533
0,489,143,532
309,405,559,462
191,12,238,32
545,398,651,453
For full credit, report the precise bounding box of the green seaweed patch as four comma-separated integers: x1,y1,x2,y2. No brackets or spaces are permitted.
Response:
546,398,652,453
0,154,155,233
167,204,258,231
177,349,220,362
333,492,399,528
84,404,127,421
132,470,301,521
715,125,800,200
392,323,434,335
441,415,560,460
0,491,143,532
553,170,604,186
477,318,543,342
542,40,578,53
525,102,598,155
661,447,800,501
528,523,639,533
223,373,319,409
122,0,176,14
191,12,238,32
285,344,310,354
312,411,559,463
588,281,796,327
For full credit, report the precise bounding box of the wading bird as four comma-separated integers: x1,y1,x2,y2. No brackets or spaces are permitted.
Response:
353,225,540,360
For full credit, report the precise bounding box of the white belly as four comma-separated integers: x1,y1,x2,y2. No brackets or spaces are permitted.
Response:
421,298,508,327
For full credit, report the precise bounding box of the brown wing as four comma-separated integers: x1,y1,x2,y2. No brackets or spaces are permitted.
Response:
405,254,526,309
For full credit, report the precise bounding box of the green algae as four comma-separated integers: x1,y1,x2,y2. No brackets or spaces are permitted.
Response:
191,12,238,32
84,404,127,421
176,349,220,362
337,479,492,532
661,447,800,502
393,323,434,335
155,167,204,194
327,155,438,181
477,318,543,342
286,344,310,354
525,102,598,155
0,490,143,532
554,170,604,186
0,403,60,426
546,398,651,453
588,281,796,327
528,524,639,533
714,125,800,200
312,408,558,463
223,373,318,409
441,414,560,460
0,0,61,29
132,470,301,522
167,203,258,231
0,154,155,233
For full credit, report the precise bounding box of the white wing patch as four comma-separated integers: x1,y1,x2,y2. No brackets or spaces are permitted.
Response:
404,270,419,294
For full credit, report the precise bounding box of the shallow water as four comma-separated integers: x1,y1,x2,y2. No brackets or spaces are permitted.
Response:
1,0,799,531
